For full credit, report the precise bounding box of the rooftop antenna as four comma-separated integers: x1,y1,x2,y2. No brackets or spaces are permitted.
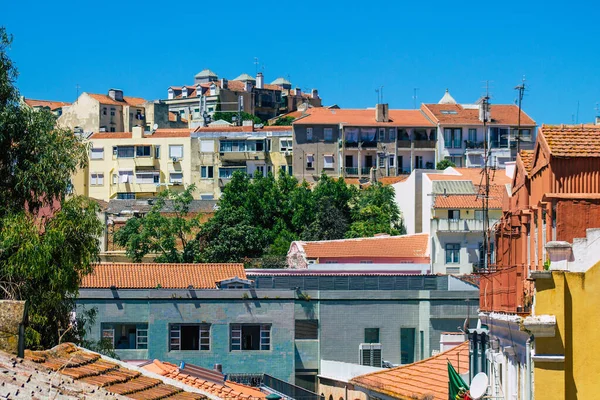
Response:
481,80,491,272
576,101,580,124
375,88,380,104
75,83,80,101
254,57,259,75
514,76,526,154
380,86,384,103
413,88,419,109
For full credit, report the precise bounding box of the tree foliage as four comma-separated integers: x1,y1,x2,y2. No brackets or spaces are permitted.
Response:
212,111,263,125
436,159,456,170
114,185,201,263
271,116,294,126
0,27,103,349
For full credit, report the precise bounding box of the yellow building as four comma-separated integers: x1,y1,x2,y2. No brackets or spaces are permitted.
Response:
74,126,193,200
528,231,600,400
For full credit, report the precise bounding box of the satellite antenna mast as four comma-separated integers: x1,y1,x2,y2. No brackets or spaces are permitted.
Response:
413,88,419,109
375,88,380,104
380,86,384,103
514,76,526,154
254,57,259,75
75,84,80,100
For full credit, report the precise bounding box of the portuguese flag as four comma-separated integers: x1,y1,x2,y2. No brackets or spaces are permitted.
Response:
448,361,470,400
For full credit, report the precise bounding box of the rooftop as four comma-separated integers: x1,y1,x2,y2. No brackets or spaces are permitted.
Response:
195,69,218,78
81,263,246,289
23,98,71,110
270,77,292,86
434,184,505,209
232,73,255,82
102,199,217,214
538,124,600,157
294,233,430,259
427,167,513,186
519,149,535,174
24,343,206,399
293,108,435,127
350,341,469,400
88,93,147,107
422,103,535,126
89,128,192,139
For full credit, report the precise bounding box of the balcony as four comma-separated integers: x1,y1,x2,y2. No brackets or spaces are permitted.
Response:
434,218,499,232
345,167,372,176
479,264,531,314
111,182,160,195
397,140,412,148
413,140,436,149
220,151,266,161
134,157,158,167
465,140,484,149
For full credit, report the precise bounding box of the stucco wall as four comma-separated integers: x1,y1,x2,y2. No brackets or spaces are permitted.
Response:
0,300,25,354
57,93,100,134
293,125,340,182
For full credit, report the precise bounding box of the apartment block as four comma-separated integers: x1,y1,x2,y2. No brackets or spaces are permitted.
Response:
292,105,437,183
191,123,293,199
75,126,192,200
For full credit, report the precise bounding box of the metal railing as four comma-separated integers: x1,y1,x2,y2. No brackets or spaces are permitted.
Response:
227,373,323,400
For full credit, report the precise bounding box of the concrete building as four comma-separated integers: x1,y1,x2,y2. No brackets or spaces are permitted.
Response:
57,89,184,137
474,124,600,400
75,126,193,200
22,97,71,117
77,263,479,392
421,90,537,168
191,123,293,199
165,70,321,126
292,105,437,183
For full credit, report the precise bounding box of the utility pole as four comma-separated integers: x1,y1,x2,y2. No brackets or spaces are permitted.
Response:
514,77,526,155
482,82,491,272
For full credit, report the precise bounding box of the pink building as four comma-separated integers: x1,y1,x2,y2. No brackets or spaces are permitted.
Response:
287,233,430,272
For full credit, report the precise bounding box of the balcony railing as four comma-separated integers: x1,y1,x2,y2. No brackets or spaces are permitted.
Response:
465,140,484,149
434,218,499,232
219,151,266,161
413,140,436,149
397,140,412,148
228,373,323,400
345,167,372,176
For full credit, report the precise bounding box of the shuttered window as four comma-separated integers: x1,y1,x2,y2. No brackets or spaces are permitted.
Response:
295,320,318,339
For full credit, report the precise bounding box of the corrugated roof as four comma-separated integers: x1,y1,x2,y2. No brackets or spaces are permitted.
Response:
293,108,435,127
432,180,475,195
539,124,600,157
297,233,429,259
81,263,246,289
25,343,206,399
105,199,217,215
351,341,469,400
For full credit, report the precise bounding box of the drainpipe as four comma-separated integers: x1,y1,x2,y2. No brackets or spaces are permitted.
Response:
526,337,533,400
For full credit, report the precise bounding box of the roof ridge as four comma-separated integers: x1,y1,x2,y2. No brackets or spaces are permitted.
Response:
300,233,428,245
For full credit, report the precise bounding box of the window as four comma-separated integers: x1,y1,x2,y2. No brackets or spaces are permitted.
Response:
201,166,214,179
136,146,151,157
378,128,385,142
446,156,463,167
468,128,477,142
280,139,293,152
169,172,183,184
288,165,293,175
306,154,314,169
169,145,184,159
389,128,396,141
112,173,117,185
230,324,271,351
110,127,116,132
155,146,161,159
364,328,380,343
474,210,484,220
91,147,104,160
200,140,214,153
389,155,395,167
102,323,148,350
136,172,159,184
110,108,115,116
378,155,385,168
490,127,509,147
193,108,201,119
443,128,462,148
295,320,318,339
117,146,135,158
117,192,135,199
448,209,460,220
91,173,104,186
219,167,246,179
306,128,313,141
256,165,265,177
113,146,118,156
360,260,373,264
323,155,334,169
324,128,333,142
445,243,460,264
415,155,423,169
118,170,134,184
400,328,415,364
280,165,286,173
219,140,261,152
102,107,107,116
169,324,210,351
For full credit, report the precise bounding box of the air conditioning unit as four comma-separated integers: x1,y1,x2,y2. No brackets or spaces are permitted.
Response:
171,181,182,186
284,151,291,156
172,157,180,163
359,343,382,367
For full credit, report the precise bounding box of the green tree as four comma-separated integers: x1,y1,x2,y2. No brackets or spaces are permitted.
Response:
114,185,201,263
346,183,406,237
212,111,263,125
0,27,103,349
271,116,294,126
436,159,456,170
301,196,348,241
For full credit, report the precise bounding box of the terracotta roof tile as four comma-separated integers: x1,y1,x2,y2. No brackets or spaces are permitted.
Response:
24,343,206,399
297,233,429,259
89,131,133,139
434,185,505,209
379,175,410,185
539,124,600,157
23,98,71,110
423,103,535,126
351,341,469,400
89,129,192,139
293,108,434,127
519,150,534,174
81,262,246,289
427,167,513,186
88,93,148,107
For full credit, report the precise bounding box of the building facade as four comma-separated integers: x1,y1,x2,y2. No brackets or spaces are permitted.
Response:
22,97,71,117
77,263,479,392
292,105,437,183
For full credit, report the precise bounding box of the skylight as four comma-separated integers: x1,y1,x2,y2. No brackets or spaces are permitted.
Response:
441,110,458,115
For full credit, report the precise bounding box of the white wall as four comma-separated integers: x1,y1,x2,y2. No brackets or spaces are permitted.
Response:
392,172,417,234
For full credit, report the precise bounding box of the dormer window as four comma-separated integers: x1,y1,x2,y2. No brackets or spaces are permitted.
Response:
216,277,254,289
210,84,216,96
168,88,174,100
182,87,188,98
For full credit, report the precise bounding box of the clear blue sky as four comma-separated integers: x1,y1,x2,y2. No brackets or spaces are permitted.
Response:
4,0,599,124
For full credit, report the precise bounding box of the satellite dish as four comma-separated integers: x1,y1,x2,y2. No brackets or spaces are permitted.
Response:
153,123,159,131
469,372,488,399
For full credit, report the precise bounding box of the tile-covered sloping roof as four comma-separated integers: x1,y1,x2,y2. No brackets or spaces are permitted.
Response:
427,167,513,186
519,150,534,174
24,343,206,399
81,263,246,289
432,180,476,195
350,341,469,400
539,124,600,157
293,108,434,127
89,131,133,139
298,233,429,259
142,360,266,400
89,129,191,139
194,125,292,133
434,184,505,209
379,175,410,185
422,103,535,126
88,93,147,107
23,98,71,110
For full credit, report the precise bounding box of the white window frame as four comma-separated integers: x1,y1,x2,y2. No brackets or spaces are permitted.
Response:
323,154,334,169
389,128,396,141
135,171,159,184
91,172,104,186
201,166,214,179
118,170,134,183
136,327,148,349
378,128,385,142
169,172,183,184
378,155,385,168
306,154,314,169
169,145,184,159
169,324,210,351
90,147,104,160
389,155,395,167
280,139,292,152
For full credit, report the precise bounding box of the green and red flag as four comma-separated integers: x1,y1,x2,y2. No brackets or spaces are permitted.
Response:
448,361,470,400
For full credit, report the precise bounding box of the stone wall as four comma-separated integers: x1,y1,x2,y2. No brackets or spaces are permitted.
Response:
0,300,26,354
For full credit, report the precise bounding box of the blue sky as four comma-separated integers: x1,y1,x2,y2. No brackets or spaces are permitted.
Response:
3,0,599,124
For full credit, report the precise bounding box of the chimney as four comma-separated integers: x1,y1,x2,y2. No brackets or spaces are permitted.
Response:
108,88,123,102
295,88,302,98
242,120,254,132
311,89,319,99
375,103,389,122
132,126,143,139
256,72,264,89
221,78,228,90
479,104,490,122
244,80,253,92
214,364,223,373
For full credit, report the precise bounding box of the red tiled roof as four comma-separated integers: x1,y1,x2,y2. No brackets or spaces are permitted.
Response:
298,233,429,259
519,150,534,174
142,360,266,400
538,124,600,157
89,129,191,139
195,125,292,133
88,93,147,107
81,263,246,289
25,343,206,399
169,111,189,123
427,167,513,186
293,108,434,127
422,103,535,126
24,98,71,110
351,341,469,400
434,185,505,209
89,131,133,139
379,175,410,185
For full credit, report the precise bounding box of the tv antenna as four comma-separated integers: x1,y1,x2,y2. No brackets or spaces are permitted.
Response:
375,86,384,104
514,76,526,154
254,57,259,75
76,83,80,100
412,88,419,109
